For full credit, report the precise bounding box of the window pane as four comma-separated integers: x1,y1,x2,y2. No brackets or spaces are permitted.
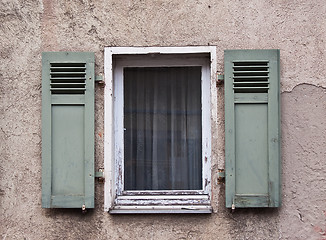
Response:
124,67,202,190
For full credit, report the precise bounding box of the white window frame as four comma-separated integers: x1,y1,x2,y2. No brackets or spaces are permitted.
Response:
104,46,217,214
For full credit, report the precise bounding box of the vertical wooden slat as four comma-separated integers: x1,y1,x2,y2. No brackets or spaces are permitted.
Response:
41,54,52,208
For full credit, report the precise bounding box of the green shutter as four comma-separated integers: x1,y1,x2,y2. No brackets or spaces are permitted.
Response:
42,52,95,208
225,49,281,208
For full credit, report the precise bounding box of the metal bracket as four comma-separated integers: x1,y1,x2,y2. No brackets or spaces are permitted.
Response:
231,201,235,213
82,204,87,214
217,169,225,184
95,75,103,82
95,168,105,183
216,74,224,86
95,75,105,86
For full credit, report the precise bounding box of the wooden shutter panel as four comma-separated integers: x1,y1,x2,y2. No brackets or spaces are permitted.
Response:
42,52,95,208
224,49,281,208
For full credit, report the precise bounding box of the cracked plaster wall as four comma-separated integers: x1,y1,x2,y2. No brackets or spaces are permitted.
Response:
0,0,325,239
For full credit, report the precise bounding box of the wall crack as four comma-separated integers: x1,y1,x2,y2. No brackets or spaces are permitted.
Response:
281,83,326,94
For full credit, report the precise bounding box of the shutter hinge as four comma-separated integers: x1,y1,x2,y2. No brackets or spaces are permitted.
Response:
217,169,225,184
95,75,105,86
216,74,224,86
95,168,105,183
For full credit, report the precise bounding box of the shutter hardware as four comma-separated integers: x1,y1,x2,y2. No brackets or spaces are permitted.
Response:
217,169,235,212
217,169,225,184
95,75,105,86
232,201,236,212
218,169,237,212
82,204,87,213
95,168,105,183
216,74,224,86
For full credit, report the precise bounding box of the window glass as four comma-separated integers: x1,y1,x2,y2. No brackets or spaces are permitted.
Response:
124,67,202,190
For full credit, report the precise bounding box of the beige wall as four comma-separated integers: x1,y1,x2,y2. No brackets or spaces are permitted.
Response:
1,0,326,239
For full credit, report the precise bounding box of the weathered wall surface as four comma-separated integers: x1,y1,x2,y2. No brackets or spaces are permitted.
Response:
0,0,325,239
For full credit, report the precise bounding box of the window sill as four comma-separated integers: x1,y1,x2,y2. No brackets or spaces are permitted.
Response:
109,194,212,214
109,205,212,214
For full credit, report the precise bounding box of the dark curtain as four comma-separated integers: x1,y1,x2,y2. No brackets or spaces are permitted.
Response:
124,67,202,190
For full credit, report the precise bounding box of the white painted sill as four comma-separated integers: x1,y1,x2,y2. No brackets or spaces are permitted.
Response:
109,194,212,214
110,206,212,214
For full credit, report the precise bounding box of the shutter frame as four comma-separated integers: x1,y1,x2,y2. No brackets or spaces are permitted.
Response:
225,49,281,208
42,52,95,208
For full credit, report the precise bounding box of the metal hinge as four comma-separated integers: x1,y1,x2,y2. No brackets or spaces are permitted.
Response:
216,74,224,86
95,168,105,183
95,75,105,86
217,169,225,184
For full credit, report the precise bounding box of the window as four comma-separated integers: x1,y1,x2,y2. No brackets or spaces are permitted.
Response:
104,47,216,213
41,49,279,211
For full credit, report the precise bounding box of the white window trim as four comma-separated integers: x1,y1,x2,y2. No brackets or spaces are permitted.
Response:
104,46,217,213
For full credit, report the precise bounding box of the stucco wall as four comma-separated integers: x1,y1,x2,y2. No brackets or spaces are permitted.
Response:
1,0,325,239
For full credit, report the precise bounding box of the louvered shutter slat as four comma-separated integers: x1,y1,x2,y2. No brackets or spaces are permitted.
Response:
49,63,87,94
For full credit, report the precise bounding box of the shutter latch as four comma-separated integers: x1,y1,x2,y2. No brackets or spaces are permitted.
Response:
231,201,236,212
217,169,225,184
216,74,224,86
95,168,105,183
82,204,87,214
